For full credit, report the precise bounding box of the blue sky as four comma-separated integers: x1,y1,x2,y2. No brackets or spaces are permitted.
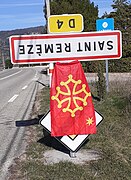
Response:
0,0,116,31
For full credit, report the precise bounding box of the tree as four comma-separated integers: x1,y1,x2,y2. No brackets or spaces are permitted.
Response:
50,0,98,32
96,62,106,99
5,59,13,69
105,0,131,58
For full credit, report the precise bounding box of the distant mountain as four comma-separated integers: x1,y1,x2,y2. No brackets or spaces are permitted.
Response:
0,26,46,65
0,26,46,42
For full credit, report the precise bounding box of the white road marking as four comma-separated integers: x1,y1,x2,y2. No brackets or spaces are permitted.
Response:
0,70,22,81
8,94,19,102
32,71,38,81
35,71,38,77
22,85,28,90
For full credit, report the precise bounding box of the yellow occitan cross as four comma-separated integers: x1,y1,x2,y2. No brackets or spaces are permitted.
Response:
51,74,91,117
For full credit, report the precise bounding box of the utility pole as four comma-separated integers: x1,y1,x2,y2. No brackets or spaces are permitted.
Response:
44,0,76,158
45,0,54,87
45,0,50,34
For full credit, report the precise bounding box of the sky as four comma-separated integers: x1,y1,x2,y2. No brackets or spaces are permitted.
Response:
0,0,117,31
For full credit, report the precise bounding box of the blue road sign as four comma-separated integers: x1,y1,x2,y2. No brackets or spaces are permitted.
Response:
96,18,114,31
96,18,114,93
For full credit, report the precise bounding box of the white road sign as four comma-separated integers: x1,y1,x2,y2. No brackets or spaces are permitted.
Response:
9,31,122,64
40,110,103,152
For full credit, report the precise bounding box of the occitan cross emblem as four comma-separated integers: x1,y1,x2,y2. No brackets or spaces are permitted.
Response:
51,74,91,117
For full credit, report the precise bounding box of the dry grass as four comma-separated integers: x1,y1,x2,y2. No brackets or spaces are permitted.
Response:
9,80,131,180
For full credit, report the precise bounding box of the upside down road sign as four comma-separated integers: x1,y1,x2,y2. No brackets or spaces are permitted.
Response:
40,110,103,152
48,14,83,33
9,30,122,64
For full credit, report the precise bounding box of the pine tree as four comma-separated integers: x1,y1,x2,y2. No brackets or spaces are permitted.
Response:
106,0,131,57
50,0,98,32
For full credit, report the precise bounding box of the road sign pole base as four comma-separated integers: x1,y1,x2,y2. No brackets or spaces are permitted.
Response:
69,151,76,158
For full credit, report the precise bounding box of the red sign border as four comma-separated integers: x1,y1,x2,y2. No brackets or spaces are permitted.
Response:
10,31,122,64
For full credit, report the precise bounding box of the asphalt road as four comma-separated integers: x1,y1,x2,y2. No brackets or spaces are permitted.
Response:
0,66,49,179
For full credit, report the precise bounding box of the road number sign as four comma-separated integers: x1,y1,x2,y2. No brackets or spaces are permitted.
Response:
40,110,103,152
48,14,83,33
9,31,122,64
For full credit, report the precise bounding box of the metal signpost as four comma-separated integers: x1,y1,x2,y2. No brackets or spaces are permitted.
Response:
96,18,114,92
45,0,53,87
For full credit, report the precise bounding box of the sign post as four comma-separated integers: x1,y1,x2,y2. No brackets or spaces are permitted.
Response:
45,0,53,87
96,18,114,92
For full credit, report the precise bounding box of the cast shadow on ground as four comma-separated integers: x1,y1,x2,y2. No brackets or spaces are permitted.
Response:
36,80,49,87
15,115,70,154
15,114,44,127
15,114,89,155
38,129,90,154
38,130,70,154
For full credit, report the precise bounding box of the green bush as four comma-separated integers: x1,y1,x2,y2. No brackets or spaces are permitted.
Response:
82,57,131,73
5,59,13,69
108,57,131,72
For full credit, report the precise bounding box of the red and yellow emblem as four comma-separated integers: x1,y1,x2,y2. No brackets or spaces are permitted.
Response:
51,74,91,117
50,61,96,136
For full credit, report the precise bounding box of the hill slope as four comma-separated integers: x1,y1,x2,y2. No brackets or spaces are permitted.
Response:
0,26,46,66
0,26,46,42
